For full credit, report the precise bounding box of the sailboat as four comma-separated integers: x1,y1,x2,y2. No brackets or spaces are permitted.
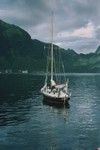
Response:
41,13,70,105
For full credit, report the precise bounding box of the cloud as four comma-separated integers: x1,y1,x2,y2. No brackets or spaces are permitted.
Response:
55,37,99,54
57,22,95,39
95,26,100,41
0,0,100,53
70,22,95,38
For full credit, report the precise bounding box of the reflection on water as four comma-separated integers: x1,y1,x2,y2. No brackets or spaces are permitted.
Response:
0,74,100,150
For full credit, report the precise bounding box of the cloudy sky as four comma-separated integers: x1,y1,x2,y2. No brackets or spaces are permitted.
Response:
0,0,100,53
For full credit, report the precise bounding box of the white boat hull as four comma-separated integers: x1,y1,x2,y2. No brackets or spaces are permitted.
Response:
41,85,70,105
42,93,70,105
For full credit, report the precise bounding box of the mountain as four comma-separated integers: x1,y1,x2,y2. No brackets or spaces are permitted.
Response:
0,19,100,73
95,46,100,54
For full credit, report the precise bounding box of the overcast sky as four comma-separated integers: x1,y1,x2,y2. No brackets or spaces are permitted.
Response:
0,0,100,53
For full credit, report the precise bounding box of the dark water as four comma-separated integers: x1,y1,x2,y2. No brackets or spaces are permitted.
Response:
0,74,100,150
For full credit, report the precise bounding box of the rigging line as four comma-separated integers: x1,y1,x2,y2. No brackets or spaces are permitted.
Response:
57,48,60,82
62,60,66,83
59,48,67,83
58,47,61,83
44,45,50,85
54,51,58,82
55,47,60,83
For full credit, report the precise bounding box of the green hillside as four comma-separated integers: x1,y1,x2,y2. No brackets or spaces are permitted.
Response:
0,19,100,73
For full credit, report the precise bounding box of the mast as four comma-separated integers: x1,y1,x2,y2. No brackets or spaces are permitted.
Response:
51,11,54,81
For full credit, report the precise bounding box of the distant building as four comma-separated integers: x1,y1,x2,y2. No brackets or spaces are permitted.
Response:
5,69,12,74
5,70,8,74
22,70,28,74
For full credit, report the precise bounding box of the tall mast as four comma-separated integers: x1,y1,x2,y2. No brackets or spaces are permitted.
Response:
51,11,54,81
